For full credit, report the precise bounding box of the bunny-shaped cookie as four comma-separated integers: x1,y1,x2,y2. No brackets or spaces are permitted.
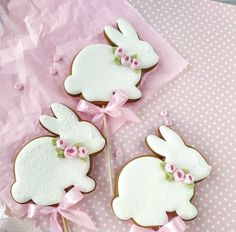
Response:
112,126,211,227
11,103,106,206
64,18,159,103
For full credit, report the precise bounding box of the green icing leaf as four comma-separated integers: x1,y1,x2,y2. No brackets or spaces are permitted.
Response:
56,148,65,158
57,153,65,158
112,47,116,54
186,183,195,189
113,56,121,65
165,173,174,182
51,138,57,146
134,69,141,73
131,54,137,59
80,157,88,162
160,162,165,170
57,154,64,158
74,143,82,148
182,168,190,174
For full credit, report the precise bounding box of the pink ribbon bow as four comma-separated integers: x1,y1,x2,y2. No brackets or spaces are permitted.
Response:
130,217,187,232
76,90,140,134
28,186,97,232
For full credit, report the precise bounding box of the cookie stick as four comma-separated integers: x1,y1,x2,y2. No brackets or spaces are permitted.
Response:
103,106,114,196
62,216,71,232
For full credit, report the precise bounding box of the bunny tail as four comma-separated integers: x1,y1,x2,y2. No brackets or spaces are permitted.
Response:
11,182,31,204
112,197,132,220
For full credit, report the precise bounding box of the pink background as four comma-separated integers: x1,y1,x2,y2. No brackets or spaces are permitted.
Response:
0,0,236,231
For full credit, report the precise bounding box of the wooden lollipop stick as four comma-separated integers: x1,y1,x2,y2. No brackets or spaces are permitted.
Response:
103,109,114,196
62,216,71,232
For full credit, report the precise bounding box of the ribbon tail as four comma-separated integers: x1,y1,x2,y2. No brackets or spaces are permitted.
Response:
61,209,97,231
50,212,63,232
106,90,129,109
59,186,84,208
76,99,101,116
28,204,40,218
91,113,104,130
159,216,187,232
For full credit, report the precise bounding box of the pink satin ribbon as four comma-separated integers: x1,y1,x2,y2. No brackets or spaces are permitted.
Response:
28,186,97,232
130,217,187,232
76,90,140,131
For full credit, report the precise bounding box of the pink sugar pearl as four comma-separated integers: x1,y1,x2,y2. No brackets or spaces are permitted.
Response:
165,118,173,127
53,54,62,62
50,68,57,75
160,110,168,117
14,83,24,91
115,148,124,157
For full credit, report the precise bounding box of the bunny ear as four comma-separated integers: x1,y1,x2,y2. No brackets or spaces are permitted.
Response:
51,103,78,122
146,135,171,157
39,115,59,134
117,18,138,39
104,26,123,46
159,126,185,146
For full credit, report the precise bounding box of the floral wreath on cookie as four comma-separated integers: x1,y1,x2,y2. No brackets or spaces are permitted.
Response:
160,162,195,189
51,138,89,160
112,47,141,72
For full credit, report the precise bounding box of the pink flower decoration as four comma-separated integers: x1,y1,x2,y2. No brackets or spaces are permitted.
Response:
164,118,173,127
165,163,177,174
64,145,78,158
115,148,124,157
160,110,168,117
130,58,140,70
14,83,24,91
50,67,57,75
184,174,194,184
121,55,131,66
115,47,125,57
53,54,62,62
78,147,89,159
56,139,68,150
173,169,185,181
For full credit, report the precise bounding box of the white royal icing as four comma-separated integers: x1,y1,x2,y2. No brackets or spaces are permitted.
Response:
11,103,106,206
64,18,159,102
112,126,211,227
